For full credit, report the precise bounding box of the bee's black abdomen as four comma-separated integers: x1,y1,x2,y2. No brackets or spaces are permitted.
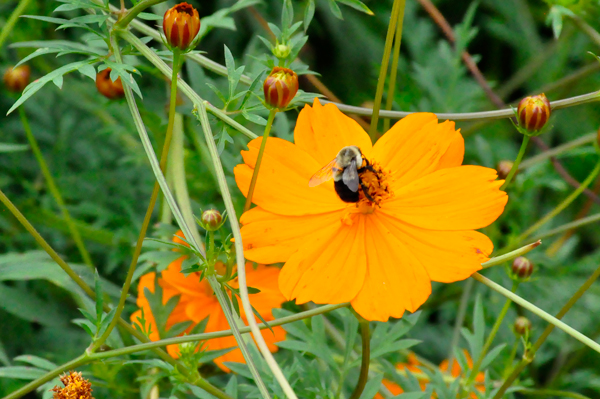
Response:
334,180,359,203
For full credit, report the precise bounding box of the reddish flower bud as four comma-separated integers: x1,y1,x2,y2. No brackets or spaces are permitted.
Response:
3,65,30,93
512,256,534,279
496,160,514,180
163,2,200,51
263,67,299,109
514,316,532,335
517,93,551,133
96,68,124,99
201,209,223,231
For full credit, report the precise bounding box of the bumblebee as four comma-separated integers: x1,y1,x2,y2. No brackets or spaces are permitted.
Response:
308,145,375,203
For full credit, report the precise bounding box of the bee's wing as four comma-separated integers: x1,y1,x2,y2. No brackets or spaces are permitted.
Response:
342,158,359,192
308,158,340,187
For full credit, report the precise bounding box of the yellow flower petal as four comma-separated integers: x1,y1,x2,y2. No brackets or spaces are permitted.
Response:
373,116,462,188
235,136,344,215
377,212,491,282
384,165,507,230
294,98,373,164
351,214,431,321
241,206,345,264
279,217,366,304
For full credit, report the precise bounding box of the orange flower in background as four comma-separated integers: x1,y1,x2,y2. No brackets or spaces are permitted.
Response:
131,232,286,371
377,351,485,398
234,98,507,322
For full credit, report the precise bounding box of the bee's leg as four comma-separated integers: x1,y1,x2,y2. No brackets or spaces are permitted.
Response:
360,180,375,203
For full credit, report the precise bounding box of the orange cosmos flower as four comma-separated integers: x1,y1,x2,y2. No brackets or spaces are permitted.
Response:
377,351,485,398
131,233,286,371
234,98,507,321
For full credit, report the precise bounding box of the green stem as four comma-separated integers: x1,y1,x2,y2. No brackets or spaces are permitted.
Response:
171,113,205,252
382,5,405,133
515,388,591,399
0,188,95,298
533,212,600,240
349,317,370,399
119,30,258,140
464,283,518,393
103,5,600,124
18,107,94,269
91,37,183,353
518,159,600,240
369,0,406,138
114,0,167,29
0,0,32,49
194,100,296,398
519,132,597,170
471,272,600,354
446,279,474,370
481,240,542,269
501,135,530,190
207,276,271,399
243,109,277,212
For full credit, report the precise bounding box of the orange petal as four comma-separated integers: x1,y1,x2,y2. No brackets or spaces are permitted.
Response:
383,165,508,231
235,136,344,215
351,214,431,321
231,264,286,314
241,206,345,264
373,114,463,187
279,216,366,304
437,128,464,169
377,212,491,282
294,98,373,165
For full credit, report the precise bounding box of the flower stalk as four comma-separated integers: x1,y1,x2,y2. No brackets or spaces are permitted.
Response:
114,0,167,30
0,0,32,49
382,2,405,133
518,159,600,240
18,107,94,269
501,135,530,190
244,109,277,212
369,0,406,138
471,272,600,354
349,316,371,399
194,98,297,398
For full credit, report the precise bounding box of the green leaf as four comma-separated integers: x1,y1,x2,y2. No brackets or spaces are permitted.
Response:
327,0,343,19
0,143,28,153
78,64,96,81
96,307,117,338
0,283,67,326
225,375,238,398
336,0,374,15
304,0,316,31
94,269,103,325
358,373,383,399
0,366,46,380
13,355,57,371
7,60,92,115
187,383,218,399
138,12,163,21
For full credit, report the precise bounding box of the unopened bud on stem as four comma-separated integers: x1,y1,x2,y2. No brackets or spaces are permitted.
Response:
163,2,200,51
514,316,532,335
497,160,514,180
201,209,223,231
263,67,299,109
3,65,30,93
96,68,124,99
512,256,534,280
517,94,551,133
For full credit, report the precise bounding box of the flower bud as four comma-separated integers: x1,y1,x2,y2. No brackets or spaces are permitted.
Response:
517,93,551,133
512,256,534,280
514,316,532,335
273,43,291,59
496,160,514,180
163,2,200,51
3,65,30,93
201,209,223,231
96,68,124,99
263,67,299,109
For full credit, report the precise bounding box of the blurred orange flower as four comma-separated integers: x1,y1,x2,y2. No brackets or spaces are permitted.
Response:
234,98,507,321
377,352,485,398
131,232,286,371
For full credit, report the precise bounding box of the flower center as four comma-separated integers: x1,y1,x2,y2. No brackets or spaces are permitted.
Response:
341,160,393,225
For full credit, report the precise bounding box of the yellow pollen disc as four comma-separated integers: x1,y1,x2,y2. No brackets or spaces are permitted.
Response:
341,161,394,225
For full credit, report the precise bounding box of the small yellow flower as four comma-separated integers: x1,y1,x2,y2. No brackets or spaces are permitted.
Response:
51,371,93,399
